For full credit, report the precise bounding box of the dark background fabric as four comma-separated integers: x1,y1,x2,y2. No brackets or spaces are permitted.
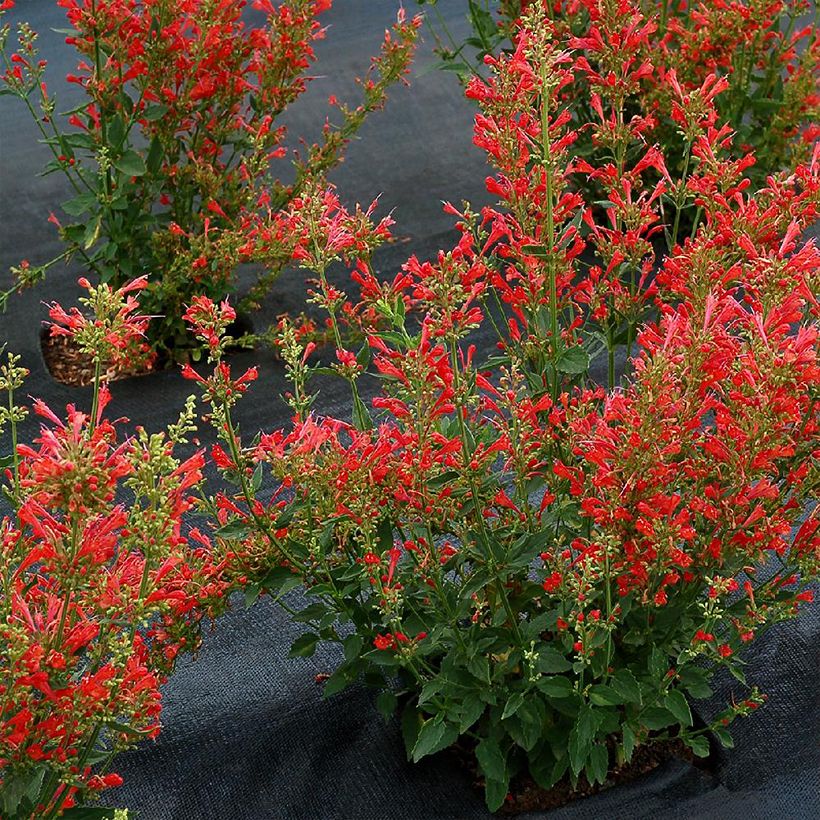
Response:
1,2,818,818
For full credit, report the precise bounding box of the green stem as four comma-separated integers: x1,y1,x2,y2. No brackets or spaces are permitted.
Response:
669,141,692,251
89,359,103,434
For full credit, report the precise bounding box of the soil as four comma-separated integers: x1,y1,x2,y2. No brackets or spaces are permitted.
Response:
453,736,705,815
41,328,161,387
40,313,255,387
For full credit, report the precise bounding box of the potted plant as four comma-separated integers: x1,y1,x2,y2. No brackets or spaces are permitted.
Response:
182,3,818,812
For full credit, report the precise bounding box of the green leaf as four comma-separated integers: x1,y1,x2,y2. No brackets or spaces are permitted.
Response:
588,684,622,706
475,738,507,783
323,669,351,698
107,114,125,147
536,646,572,673
686,735,711,758
459,696,485,732
244,582,262,609
509,698,546,752
521,243,549,258
114,150,146,177
678,665,713,699
293,602,326,623
142,103,169,121
1,767,45,816
258,566,302,600
376,690,398,720
484,778,509,813
467,654,491,684
586,742,609,785
401,705,422,760
555,346,590,374
622,724,636,762
343,634,363,663
288,632,319,658
713,727,734,749
612,669,643,704
641,706,677,730
502,692,525,720
537,676,573,699
61,192,97,216
82,214,102,250
146,135,163,174
352,392,373,431
411,717,446,762
664,690,693,727
251,462,264,492
569,705,597,776
215,519,249,539
648,647,668,681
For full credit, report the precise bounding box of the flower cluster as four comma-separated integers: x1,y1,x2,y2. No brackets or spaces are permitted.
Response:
0,283,228,818
189,4,818,811
0,1,420,355
420,0,818,191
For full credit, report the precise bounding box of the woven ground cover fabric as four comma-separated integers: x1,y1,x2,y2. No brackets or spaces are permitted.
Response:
0,2,818,818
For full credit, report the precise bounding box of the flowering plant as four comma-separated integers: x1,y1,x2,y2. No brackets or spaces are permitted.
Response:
0,279,228,818
185,4,818,811
0,1,419,355
418,0,818,191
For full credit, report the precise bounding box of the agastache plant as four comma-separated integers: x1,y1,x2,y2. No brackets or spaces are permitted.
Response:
0,1,420,356
0,281,229,819
418,1,818,194
185,3,818,811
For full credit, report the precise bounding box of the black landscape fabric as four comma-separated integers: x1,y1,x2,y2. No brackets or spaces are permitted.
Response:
0,2,818,818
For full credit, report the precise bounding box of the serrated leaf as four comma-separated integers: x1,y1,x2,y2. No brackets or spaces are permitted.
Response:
61,192,97,216
288,632,319,658
376,690,397,720
401,706,422,760
536,646,572,673
475,738,507,783
484,777,508,813
323,669,350,698
713,727,734,749
343,634,363,663
588,684,622,706
459,696,485,733
537,676,573,698
146,135,163,174
686,735,711,758
502,692,525,720
521,243,549,258
114,150,146,177
641,706,677,730
142,103,169,121
569,705,597,776
244,582,262,608
569,723,591,776
251,462,264,492
509,698,546,751
622,724,636,762
555,346,590,374
411,717,446,762
215,519,249,539
612,669,642,704
664,690,693,726
82,214,101,250
678,666,713,699
586,742,609,785
467,654,490,684
293,602,326,623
